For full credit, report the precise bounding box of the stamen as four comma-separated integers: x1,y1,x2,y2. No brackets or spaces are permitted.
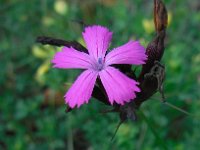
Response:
97,57,104,71
98,58,103,64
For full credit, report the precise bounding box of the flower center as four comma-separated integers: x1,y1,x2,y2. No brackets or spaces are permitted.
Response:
97,57,104,71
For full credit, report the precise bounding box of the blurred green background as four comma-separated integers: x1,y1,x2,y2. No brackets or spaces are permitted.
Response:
0,0,200,149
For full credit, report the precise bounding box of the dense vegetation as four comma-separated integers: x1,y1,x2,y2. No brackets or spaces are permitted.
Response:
0,0,200,149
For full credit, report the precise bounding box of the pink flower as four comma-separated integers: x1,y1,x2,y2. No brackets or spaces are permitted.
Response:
52,25,147,108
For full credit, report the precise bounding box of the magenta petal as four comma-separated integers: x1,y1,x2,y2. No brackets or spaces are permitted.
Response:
82,25,112,60
99,66,140,105
64,70,98,108
105,40,147,66
52,47,93,69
